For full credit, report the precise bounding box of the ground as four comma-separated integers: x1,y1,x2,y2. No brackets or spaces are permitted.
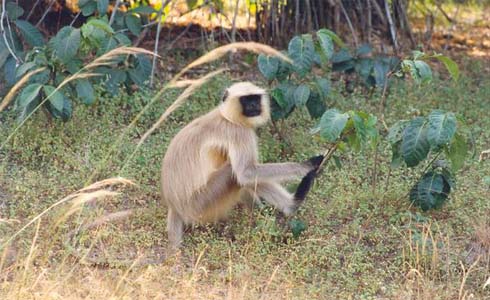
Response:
1,17,490,300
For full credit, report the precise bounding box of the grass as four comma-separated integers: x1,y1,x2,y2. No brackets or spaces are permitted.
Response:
0,56,489,299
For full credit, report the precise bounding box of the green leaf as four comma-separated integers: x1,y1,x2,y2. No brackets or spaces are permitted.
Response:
97,0,109,14
52,26,81,62
6,2,24,19
410,171,451,211
4,57,17,86
414,60,432,83
294,84,310,106
433,54,459,81
314,77,330,99
16,83,42,121
390,140,403,168
125,14,142,36
15,61,36,78
317,30,334,60
316,28,345,48
332,49,354,72
356,44,373,57
105,68,127,95
446,133,468,171
289,219,306,239
288,34,315,77
316,109,349,142
0,40,10,68
81,1,97,16
401,117,430,167
15,20,44,47
131,5,157,14
114,33,131,46
355,58,374,83
46,94,72,121
373,57,390,89
427,110,457,149
186,0,199,9
86,18,114,34
387,120,408,144
75,79,95,104
305,92,326,119
128,54,152,85
257,54,279,80
42,85,65,112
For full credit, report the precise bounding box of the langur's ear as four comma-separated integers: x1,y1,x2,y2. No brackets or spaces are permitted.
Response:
221,90,229,102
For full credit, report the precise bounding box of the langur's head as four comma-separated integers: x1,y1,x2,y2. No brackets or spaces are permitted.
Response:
219,82,270,128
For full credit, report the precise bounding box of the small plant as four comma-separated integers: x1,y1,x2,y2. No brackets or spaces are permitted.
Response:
388,110,470,211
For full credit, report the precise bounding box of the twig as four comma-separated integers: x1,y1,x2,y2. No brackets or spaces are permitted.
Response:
26,0,42,21
109,0,122,26
70,11,81,27
150,0,170,87
36,0,56,28
317,143,339,175
338,0,359,48
384,0,399,54
1,0,20,62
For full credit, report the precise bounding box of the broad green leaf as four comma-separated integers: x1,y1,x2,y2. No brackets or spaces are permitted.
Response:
391,140,403,168
401,117,430,167
17,83,42,108
316,28,345,48
387,120,408,144
355,58,374,83
410,171,451,211
289,219,306,238
315,77,330,99
46,95,72,121
356,44,373,57
105,68,127,95
125,14,142,36
317,109,349,142
53,26,81,62
114,33,131,46
128,54,152,85
131,5,157,14
4,57,17,86
305,92,326,119
15,20,44,47
294,84,310,106
75,79,95,104
414,60,432,83
433,54,459,81
446,133,468,171
288,34,315,77
373,58,390,89
16,83,42,121
15,61,36,78
97,0,109,14
331,48,353,63
81,1,97,16
79,0,92,6
427,110,457,149
257,54,279,80
0,40,10,68
42,85,65,112
317,30,334,60
6,2,24,19
186,0,199,9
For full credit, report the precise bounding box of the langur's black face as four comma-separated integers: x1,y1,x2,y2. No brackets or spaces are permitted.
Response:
239,95,262,117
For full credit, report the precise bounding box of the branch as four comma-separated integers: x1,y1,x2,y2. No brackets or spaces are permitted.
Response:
0,0,20,62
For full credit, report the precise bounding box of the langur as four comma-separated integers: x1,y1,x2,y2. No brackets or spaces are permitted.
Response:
161,82,323,249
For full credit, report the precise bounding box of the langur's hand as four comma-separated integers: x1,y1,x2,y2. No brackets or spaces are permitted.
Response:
306,155,324,171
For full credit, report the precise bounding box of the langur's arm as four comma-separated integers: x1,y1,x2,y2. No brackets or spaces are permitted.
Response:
228,138,320,185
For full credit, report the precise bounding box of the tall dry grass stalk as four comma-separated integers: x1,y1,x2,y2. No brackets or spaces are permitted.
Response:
0,47,158,152
0,177,134,252
0,67,47,113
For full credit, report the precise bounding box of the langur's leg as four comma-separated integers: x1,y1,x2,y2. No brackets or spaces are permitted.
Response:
167,208,184,251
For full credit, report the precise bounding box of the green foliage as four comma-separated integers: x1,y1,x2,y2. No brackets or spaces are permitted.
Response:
312,108,378,152
388,110,470,211
400,51,459,83
257,29,343,121
1,11,153,121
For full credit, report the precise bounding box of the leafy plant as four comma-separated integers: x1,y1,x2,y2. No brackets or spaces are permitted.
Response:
388,110,470,211
257,29,344,121
0,3,152,121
